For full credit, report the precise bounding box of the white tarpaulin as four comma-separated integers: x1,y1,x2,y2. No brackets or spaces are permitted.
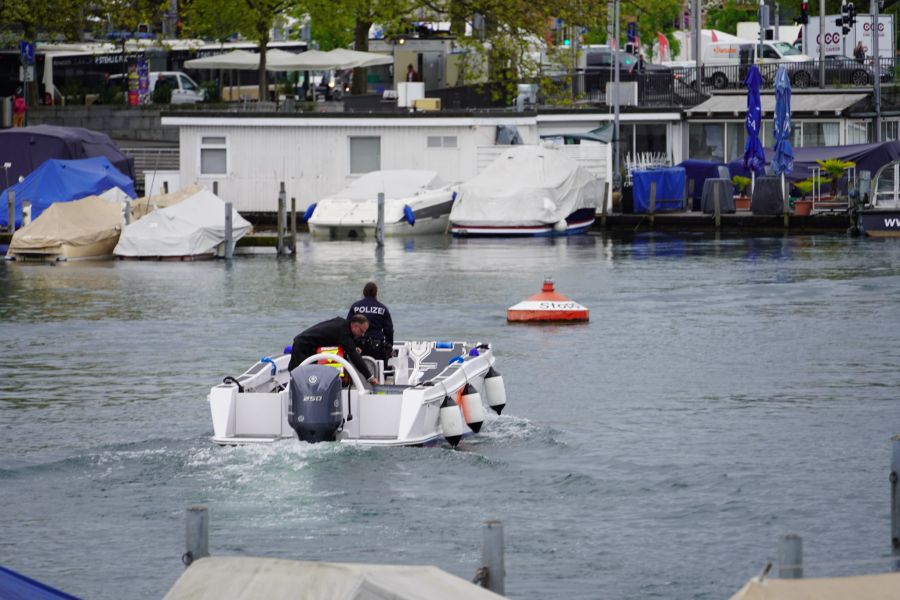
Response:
164,556,506,600
449,144,604,227
114,188,251,258
729,572,900,600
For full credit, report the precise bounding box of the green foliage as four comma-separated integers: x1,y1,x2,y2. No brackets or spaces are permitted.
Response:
732,175,751,194
816,158,856,197
793,179,815,198
152,79,174,104
706,0,757,34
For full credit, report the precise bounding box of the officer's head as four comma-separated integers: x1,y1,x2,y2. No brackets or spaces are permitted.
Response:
363,281,378,298
349,314,369,337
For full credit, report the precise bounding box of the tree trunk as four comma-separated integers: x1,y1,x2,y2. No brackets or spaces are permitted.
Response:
351,18,372,96
258,28,269,101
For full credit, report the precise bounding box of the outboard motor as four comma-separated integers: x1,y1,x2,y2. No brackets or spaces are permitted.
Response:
289,364,344,443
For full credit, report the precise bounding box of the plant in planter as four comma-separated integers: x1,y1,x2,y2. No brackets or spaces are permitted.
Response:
815,158,856,200
732,175,752,210
792,178,816,216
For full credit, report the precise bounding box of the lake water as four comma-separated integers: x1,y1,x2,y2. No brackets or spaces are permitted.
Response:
1,233,899,599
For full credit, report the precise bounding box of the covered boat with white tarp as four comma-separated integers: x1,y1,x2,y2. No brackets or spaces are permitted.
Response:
307,170,455,239
728,572,900,600
114,188,251,260
164,556,505,600
449,144,604,237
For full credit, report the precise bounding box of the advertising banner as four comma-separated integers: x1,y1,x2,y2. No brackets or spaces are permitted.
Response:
803,14,894,58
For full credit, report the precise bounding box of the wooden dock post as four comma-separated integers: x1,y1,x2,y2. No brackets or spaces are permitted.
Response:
778,534,803,579
163,181,169,194
891,435,900,554
479,520,505,594
213,181,218,196
600,185,609,229
376,192,385,247
22,200,31,226
183,505,209,567
290,196,297,255
7,189,15,233
277,182,286,254
123,199,131,226
224,202,234,259
713,182,721,229
649,181,657,227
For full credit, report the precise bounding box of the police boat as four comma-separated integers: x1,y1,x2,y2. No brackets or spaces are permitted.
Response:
208,341,506,447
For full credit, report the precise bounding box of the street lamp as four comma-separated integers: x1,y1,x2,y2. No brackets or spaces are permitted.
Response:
2,162,10,191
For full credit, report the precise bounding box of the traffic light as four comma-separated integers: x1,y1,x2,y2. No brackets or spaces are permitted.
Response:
839,2,851,34
794,1,809,25
847,2,856,26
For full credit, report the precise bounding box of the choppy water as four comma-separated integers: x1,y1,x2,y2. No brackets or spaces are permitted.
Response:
1,233,899,599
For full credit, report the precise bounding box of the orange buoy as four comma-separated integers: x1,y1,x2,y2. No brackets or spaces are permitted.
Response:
506,278,589,323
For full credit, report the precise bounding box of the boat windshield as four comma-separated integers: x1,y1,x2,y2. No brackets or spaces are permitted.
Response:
873,161,900,207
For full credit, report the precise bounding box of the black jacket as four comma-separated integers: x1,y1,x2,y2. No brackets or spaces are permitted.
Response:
347,297,393,348
288,317,371,379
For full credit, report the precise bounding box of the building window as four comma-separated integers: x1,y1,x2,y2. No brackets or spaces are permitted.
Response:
200,136,227,175
881,121,899,141
350,136,381,174
688,123,724,162
427,136,458,148
634,123,666,156
847,121,871,145
802,122,839,147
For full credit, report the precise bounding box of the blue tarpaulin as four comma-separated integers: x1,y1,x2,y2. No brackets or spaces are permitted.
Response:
0,157,135,228
632,168,686,213
0,565,80,600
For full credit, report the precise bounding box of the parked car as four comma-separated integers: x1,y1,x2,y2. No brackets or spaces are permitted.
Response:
580,47,673,100
108,70,207,104
703,41,815,89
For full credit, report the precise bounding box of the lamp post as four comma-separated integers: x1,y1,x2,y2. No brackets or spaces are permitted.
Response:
2,162,10,191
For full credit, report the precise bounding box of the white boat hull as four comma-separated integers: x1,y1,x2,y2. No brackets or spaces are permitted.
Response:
208,341,502,447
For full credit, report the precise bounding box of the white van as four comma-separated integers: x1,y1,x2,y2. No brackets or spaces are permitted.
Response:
109,71,207,104
703,41,815,88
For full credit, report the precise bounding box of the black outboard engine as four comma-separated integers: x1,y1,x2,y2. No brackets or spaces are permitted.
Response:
288,364,344,443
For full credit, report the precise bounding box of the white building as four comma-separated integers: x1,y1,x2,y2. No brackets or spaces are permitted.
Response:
160,111,683,215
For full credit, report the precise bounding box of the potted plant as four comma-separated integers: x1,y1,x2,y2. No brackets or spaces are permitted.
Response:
815,158,856,201
732,175,751,210
793,179,815,216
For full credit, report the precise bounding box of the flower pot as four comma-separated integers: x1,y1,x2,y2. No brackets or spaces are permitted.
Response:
734,196,751,211
794,199,813,216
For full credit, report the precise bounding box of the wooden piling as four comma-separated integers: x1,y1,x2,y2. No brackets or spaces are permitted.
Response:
892,435,900,553
713,181,721,229
224,202,234,259
778,534,803,579
376,192,385,247
649,181,657,228
7,189,15,233
163,181,169,194
290,196,297,255
277,182,286,254
183,505,209,567
480,520,505,594
213,181,218,196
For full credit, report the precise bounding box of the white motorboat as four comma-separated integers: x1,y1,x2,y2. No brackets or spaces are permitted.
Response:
208,341,506,447
307,170,456,240
449,144,604,237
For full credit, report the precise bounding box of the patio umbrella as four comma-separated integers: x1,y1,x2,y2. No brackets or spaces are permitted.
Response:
325,48,393,68
772,65,794,207
742,64,766,193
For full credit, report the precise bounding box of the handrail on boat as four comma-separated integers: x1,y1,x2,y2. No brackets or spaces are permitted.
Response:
298,352,369,394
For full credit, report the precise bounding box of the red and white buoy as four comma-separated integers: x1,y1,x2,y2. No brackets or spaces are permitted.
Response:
506,278,589,323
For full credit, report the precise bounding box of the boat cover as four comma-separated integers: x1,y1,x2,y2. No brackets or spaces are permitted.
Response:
729,572,900,600
164,556,505,600
8,195,123,252
0,156,136,229
727,141,900,186
0,124,135,184
326,170,447,201
114,188,251,257
677,160,726,211
0,564,79,600
449,145,603,226
129,184,202,221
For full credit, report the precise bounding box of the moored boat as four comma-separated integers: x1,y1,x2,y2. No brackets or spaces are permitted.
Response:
307,170,456,240
208,340,506,447
449,144,604,237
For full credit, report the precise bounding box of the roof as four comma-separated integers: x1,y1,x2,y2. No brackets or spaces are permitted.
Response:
686,93,868,117
164,556,506,600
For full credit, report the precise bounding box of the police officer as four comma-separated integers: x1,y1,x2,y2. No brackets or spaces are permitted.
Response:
287,314,377,384
347,282,394,362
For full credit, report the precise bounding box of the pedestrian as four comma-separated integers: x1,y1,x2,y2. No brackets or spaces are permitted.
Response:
287,315,378,384
406,64,419,82
12,89,26,128
854,41,866,64
347,281,394,362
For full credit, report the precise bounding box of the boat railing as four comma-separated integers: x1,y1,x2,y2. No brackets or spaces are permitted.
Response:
298,353,369,393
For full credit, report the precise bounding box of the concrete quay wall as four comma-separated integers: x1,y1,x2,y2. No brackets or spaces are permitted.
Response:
27,106,177,143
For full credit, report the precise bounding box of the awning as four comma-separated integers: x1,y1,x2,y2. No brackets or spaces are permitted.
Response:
184,48,392,71
686,93,868,117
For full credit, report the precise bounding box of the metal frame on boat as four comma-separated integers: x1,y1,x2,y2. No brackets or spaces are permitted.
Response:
208,341,506,447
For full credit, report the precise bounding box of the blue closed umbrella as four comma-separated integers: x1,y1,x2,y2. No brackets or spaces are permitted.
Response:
772,66,794,176
742,65,766,176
